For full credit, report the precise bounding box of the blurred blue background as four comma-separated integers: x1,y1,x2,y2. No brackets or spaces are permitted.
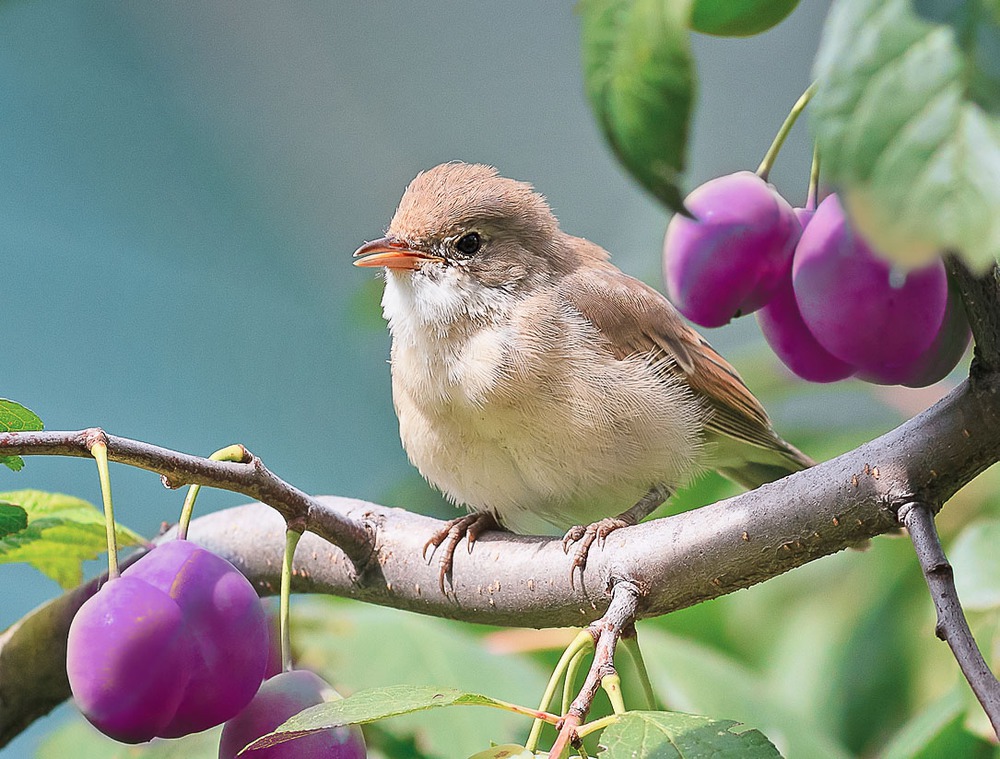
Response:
6,1,959,754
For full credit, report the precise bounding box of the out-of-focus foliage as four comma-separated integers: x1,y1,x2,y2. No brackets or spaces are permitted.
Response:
580,0,695,211
690,0,800,36
812,0,1000,272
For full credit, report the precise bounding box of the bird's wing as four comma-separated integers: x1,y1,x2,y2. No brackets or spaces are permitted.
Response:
559,261,804,461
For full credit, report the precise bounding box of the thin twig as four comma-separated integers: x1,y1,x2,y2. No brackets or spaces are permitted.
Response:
549,581,640,757
900,501,1000,738
0,428,373,567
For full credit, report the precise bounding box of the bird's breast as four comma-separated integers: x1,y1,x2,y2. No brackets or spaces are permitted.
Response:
380,272,706,531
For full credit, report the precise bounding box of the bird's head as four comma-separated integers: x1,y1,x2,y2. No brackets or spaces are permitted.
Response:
354,163,578,291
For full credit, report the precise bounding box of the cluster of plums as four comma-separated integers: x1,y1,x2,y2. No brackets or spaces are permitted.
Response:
663,171,970,385
66,539,366,757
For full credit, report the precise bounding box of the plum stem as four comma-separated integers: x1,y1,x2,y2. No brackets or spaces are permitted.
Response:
806,143,821,211
177,444,250,540
620,632,656,710
280,525,303,673
756,80,818,182
525,629,594,752
549,580,639,756
89,439,119,579
602,672,626,714
563,645,590,715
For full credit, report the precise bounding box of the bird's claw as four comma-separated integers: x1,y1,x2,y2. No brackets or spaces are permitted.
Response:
423,512,499,593
562,517,630,576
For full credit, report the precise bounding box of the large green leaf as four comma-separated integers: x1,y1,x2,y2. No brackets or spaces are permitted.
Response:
600,711,782,758
293,598,549,756
580,0,695,211
248,685,516,751
812,0,1000,271
0,398,43,471
690,0,800,37
0,489,146,588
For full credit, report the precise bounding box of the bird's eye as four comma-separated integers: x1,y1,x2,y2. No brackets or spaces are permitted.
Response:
454,232,482,256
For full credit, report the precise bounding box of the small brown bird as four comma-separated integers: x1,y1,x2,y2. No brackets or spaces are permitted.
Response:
355,163,812,584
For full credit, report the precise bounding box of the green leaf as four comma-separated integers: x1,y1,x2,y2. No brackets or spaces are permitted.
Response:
294,598,549,755
812,0,1000,271
0,398,43,471
0,489,146,588
0,398,43,431
580,0,695,211
951,519,1000,610
600,711,782,758
1,455,23,472
0,502,28,537
248,685,514,751
690,0,800,37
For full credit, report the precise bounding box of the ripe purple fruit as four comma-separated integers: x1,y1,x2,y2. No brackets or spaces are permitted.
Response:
792,195,949,378
757,204,855,382
219,670,367,758
663,171,800,327
757,273,856,383
66,576,196,743
859,279,971,387
123,539,269,737
66,540,269,744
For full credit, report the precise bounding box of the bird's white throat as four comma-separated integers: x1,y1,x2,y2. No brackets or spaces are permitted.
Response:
381,267,517,343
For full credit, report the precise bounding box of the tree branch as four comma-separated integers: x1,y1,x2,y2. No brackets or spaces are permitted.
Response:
0,429,373,567
901,501,1000,738
2,374,999,746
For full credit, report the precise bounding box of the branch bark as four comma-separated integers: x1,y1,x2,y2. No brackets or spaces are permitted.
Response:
3,370,999,746
0,429,373,566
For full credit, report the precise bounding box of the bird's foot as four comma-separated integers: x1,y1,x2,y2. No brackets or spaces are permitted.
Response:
423,511,500,593
561,485,671,580
561,516,632,574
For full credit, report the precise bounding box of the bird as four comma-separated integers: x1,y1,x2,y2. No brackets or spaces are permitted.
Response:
354,162,813,588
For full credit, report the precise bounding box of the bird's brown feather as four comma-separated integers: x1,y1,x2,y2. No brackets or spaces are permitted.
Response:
559,252,812,471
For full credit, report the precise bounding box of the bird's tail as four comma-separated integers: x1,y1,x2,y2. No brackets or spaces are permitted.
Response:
717,439,815,491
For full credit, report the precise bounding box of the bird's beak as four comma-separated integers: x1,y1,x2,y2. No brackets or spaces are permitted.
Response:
353,236,444,270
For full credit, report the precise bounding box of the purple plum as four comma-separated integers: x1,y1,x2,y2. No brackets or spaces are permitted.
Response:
757,204,856,382
792,195,948,376
66,576,196,743
219,670,367,758
663,171,801,327
758,271,856,382
859,278,971,387
124,539,269,737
